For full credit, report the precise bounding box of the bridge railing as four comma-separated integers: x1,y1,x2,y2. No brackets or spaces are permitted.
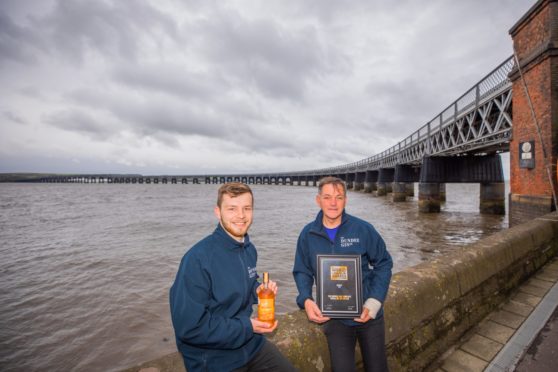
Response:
306,55,515,176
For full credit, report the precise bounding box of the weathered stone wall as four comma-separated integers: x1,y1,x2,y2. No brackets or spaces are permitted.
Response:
123,213,558,372
384,212,558,371
509,0,558,225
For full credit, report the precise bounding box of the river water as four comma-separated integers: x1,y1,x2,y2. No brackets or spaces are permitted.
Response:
0,182,508,371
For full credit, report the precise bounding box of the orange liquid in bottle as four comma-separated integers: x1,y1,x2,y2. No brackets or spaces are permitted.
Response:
257,272,275,325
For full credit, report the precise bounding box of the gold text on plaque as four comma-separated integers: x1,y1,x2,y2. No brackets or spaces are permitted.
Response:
328,295,351,300
330,265,348,281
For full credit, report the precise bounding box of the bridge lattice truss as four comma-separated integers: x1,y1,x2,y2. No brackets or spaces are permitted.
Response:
290,56,515,177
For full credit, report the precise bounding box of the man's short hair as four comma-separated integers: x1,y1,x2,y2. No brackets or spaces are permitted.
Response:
217,182,253,207
318,176,347,195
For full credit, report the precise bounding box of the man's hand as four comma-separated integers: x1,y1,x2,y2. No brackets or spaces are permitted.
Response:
304,299,330,324
256,280,278,295
251,318,278,333
353,307,371,323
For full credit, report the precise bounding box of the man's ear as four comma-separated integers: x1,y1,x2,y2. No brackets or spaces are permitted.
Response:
315,194,321,207
214,205,221,220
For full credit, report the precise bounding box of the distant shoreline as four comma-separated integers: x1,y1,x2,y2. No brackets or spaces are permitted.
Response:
0,173,142,182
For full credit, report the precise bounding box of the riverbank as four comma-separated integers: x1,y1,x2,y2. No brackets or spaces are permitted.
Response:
123,212,558,371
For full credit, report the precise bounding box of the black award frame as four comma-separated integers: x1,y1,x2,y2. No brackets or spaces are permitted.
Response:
316,254,362,318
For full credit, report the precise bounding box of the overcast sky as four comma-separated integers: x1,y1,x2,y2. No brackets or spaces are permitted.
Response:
0,0,533,175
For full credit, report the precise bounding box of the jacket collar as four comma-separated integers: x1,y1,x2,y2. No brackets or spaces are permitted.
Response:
214,223,250,249
310,210,348,234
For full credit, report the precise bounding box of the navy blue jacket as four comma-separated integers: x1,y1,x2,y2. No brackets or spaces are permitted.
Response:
169,224,264,371
293,210,393,326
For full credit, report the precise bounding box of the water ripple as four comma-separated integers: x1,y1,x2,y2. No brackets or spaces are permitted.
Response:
0,183,507,371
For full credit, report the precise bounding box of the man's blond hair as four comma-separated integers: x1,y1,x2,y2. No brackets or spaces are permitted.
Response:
217,182,253,207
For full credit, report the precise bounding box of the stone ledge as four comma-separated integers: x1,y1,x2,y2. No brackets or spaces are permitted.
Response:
123,212,558,372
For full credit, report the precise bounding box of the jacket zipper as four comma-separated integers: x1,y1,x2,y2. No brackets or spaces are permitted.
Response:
237,247,248,306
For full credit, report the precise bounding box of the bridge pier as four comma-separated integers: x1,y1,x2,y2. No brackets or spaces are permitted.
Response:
418,183,441,212
439,183,446,202
406,183,415,197
419,155,504,213
377,168,394,196
376,182,387,196
363,170,378,193
354,172,365,191
364,181,377,193
392,182,407,202
509,0,558,225
345,173,355,190
480,182,506,215
394,165,419,201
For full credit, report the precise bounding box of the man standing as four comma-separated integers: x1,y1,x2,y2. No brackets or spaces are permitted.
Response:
170,182,295,372
293,177,393,372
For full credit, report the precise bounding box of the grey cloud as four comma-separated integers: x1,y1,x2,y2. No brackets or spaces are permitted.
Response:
17,86,48,100
3,110,27,125
4,0,178,65
363,79,445,136
122,105,226,139
196,11,348,101
112,64,222,101
1,0,535,174
67,84,288,152
43,109,114,140
0,11,47,66
68,87,245,143
264,0,395,23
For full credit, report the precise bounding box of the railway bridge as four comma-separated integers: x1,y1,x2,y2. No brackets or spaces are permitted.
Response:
34,1,558,226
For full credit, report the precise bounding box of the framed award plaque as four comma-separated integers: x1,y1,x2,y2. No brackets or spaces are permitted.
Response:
316,254,362,318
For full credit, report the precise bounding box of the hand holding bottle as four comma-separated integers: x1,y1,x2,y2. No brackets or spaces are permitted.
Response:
256,279,277,295
251,318,278,333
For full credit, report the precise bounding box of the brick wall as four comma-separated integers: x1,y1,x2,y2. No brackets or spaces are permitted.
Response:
509,0,558,225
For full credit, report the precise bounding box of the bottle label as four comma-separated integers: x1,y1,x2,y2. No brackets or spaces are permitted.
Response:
258,299,275,321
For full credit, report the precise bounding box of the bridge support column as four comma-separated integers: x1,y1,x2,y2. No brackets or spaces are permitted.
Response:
418,183,441,213
392,182,407,202
363,171,378,193
354,172,365,191
376,182,387,196
480,182,506,215
363,182,374,193
439,183,446,202
377,168,394,196
406,183,415,197
509,0,558,225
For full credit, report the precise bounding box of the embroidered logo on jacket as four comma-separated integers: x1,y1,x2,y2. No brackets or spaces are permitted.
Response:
248,266,257,278
340,237,360,248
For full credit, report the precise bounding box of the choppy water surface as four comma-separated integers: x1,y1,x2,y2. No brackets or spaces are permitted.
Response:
0,183,508,371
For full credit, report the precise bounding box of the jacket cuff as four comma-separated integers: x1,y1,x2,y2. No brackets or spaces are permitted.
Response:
364,298,382,319
297,295,313,309
240,316,253,338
